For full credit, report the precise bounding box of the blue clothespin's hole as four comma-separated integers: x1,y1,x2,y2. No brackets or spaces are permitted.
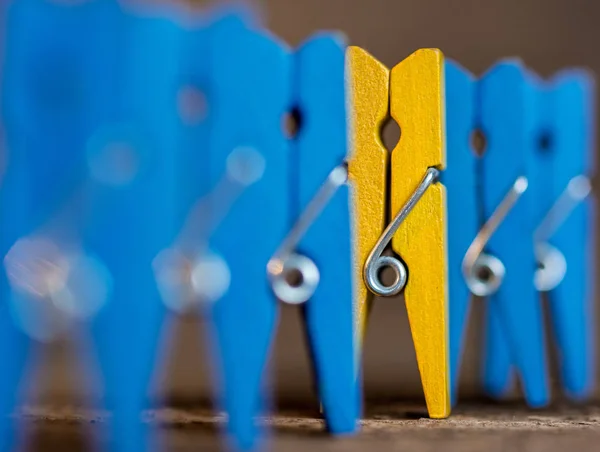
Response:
178,84,208,125
283,107,302,139
471,128,488,157
536,131,553,154
86,126,146,187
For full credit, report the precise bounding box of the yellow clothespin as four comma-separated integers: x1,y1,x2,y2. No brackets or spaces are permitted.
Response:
347,47,449,418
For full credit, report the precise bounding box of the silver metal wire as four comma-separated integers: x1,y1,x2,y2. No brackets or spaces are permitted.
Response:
462,176,528,297
534,175,591,292
363,167,440,297
155,147,266,310
268,165,348,305
534,175,591,243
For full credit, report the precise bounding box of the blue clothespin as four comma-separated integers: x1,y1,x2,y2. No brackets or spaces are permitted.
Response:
538,71,596,399
445,60,549,407
204,18,291,450
288,32,357,431
86,7,257,450
0,0,122,448
205,19,357,451
445,61,478,405
480,70,596,402
82,9,189,452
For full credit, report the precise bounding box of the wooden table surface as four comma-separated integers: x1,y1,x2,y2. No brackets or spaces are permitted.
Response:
16,402,600,451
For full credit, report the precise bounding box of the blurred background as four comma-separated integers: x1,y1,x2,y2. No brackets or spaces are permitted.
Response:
19,0,597,415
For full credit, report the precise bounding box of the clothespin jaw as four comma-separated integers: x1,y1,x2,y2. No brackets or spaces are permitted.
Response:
346,46,389,346
443,59,478,405
390,49,450,418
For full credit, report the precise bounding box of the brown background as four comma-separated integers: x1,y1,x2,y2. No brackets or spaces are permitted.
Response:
22,0,600,413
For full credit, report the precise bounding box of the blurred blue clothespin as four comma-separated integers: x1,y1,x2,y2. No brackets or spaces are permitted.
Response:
87,5,261,451
535,71,596,400
480,70,596,403
0,0,124,449
82,6,198,451
204,18,357,451
445,60,550,407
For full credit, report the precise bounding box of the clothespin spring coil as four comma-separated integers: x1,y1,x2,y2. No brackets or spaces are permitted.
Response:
364,166,440,297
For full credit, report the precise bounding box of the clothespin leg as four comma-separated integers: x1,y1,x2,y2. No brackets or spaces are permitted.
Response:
299,192,358,432
482,302,515,398
549,199,594,398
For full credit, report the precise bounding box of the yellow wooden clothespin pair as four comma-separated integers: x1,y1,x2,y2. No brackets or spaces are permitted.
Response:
347,47,450,418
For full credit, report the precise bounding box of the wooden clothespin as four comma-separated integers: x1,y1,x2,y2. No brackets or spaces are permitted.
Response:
347,47,450,419
479,68,596,403
204,19,357,451
82,9,189,451
0,1,126,450
445,60,550,407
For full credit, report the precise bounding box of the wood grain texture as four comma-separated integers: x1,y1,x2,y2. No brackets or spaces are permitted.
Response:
390,49,450,418
346,47,389,345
